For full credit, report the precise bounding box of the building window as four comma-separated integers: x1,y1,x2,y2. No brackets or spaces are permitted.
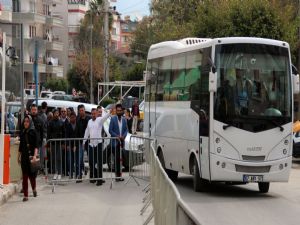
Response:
12,0,20,12
29,26,36,38
112,28,117,35
29,1,36,13
43,4,50,16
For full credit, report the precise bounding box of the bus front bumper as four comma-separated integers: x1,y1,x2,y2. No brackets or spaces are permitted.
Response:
209,153,292,182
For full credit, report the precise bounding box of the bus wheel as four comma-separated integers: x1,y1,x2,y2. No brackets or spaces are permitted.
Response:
157,150,178,181
258,182,270,193
192,157,207,192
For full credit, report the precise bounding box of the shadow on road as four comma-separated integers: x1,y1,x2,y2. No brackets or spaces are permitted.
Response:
175,175,277,200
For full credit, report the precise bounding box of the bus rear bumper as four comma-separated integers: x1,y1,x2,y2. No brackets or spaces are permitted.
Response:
209,154,292,182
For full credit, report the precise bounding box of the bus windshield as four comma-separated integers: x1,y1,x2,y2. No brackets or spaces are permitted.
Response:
214,43,291,132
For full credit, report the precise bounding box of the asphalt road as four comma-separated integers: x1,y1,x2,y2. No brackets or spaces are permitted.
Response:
175,159,300,225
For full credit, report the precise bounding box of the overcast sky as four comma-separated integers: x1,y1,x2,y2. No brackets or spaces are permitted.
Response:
110,0,150,20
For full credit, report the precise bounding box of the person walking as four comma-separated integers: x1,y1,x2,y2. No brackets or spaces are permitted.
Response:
47,109,64,180
18,115,38,202
30,104,47,172
131,99,140,134
109,104,128,181
76,105,91,181
83,108,110,186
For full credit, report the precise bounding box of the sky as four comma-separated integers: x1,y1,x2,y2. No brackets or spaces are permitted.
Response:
110,0,151,21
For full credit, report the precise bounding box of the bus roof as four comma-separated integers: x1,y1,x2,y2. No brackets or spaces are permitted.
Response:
147,37,289,60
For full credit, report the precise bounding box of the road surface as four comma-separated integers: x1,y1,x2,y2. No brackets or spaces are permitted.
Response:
176,159,300,225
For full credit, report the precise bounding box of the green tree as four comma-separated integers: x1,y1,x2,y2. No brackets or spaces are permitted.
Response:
44,78,68,92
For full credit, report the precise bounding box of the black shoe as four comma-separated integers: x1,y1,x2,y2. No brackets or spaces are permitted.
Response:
23,197,28,202
76,176,82,183
90,180,96,184
33,191,37,197
116,178,124,182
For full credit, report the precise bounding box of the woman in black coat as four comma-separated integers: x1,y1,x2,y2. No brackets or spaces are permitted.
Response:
18,115,39,202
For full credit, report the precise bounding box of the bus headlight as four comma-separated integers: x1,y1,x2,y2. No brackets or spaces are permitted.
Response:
221,162,226,168
279,164,284,170
217,147,222,153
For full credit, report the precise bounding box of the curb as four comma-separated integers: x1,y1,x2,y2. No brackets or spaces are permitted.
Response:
0,183,20,206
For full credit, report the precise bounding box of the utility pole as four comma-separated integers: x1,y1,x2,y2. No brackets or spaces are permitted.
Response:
90,14,94,104
104,0,110,95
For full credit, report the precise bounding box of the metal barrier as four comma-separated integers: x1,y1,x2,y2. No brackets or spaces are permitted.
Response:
142,140,201,225
44,137,143,192
126,135,152,186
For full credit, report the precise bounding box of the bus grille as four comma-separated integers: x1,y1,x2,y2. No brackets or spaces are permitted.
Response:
242,155,265,161
235,165,271,173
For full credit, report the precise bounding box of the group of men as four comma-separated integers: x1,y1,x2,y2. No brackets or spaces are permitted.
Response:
23,102,128,186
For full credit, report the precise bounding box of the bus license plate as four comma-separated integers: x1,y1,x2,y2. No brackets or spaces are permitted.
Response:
243,175,263,183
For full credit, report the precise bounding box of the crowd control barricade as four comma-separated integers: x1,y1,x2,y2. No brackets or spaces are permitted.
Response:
45,137,126,192
142,141,201,225
126,135,153,186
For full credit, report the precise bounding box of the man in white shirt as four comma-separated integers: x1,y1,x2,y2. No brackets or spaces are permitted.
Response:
83,108,110,186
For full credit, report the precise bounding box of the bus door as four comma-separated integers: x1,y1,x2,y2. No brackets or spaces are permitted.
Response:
198,48,211,180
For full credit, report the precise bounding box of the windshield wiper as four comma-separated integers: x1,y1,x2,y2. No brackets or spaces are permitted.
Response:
265,119,284,132
223,124,233,130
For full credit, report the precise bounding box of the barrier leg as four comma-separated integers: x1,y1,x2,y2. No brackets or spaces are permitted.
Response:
143,210,154,225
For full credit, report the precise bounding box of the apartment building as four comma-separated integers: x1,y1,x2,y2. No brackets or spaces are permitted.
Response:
54,0,90,72
10,0,64,90
111,13,138,57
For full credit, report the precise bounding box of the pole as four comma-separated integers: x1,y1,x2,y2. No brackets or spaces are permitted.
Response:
20,23,24,121
104,0,110,95
90,14,94,104
34,40,39,106
0,32,6,185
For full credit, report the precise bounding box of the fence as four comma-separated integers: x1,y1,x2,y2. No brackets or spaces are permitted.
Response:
44,136,144,191
43,135,201,224
142,140,201,225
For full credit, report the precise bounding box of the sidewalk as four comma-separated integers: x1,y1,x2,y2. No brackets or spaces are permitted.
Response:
0,176,153,225
0,183,19,206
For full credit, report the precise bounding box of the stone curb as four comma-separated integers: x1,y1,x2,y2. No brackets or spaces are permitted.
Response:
0,183,20,206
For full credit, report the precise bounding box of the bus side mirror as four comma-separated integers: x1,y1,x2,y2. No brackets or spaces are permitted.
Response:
293,73,300,94
209,71,217,92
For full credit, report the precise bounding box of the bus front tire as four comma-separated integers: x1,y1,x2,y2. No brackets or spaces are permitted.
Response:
157,150,178,181
192,157,207,192
258,182,270,193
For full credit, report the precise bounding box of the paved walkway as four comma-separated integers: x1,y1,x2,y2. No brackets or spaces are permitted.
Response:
0,176,153,225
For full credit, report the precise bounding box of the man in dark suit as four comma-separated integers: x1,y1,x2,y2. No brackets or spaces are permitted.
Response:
109,104,128,181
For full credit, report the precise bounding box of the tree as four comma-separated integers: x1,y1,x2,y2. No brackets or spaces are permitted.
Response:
44,78,68,92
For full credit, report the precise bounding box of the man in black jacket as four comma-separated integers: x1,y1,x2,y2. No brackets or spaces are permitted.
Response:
75,105,91,180
65,112,77,178
30,104,47,171
48,109,64,180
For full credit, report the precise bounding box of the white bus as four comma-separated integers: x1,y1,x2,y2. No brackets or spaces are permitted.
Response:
144,37,299,193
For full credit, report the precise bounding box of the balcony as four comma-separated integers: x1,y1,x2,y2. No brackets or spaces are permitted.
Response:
0,10,12,23
46,15,64,27
24,62,46,73
12,12,46,24
46,40,64,52
46,57,63,76
68,26,80,35
46,65,64,77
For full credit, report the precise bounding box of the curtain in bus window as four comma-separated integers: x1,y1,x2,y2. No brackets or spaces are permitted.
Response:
171,54,186,101
158,57,172,101
186,51,202,101
151,61,159,102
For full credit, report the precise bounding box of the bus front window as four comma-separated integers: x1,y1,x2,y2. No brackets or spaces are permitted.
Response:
214,43,291,132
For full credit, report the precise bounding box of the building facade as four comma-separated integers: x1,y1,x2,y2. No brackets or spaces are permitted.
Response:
9,0,64,90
